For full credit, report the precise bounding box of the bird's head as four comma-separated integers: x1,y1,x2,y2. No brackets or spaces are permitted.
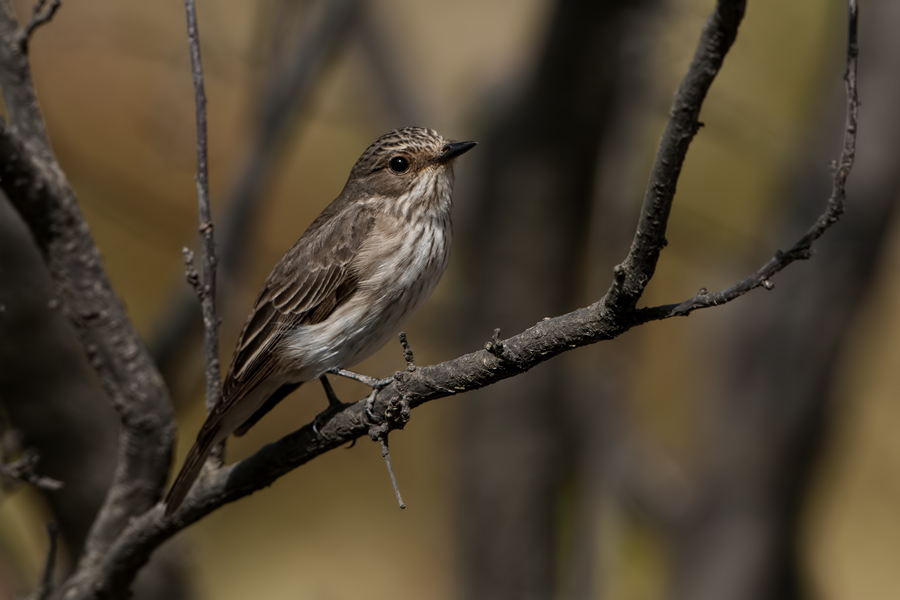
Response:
347,127,477,206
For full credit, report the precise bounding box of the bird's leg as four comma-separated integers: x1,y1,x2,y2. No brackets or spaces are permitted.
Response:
312,375,350,437
326,368,394,419
320,374,343,407
327,368,393,389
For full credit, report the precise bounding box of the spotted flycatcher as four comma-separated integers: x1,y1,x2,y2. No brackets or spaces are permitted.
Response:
165,127,476,515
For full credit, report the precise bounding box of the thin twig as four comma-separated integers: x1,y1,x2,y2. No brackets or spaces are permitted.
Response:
36,522,59,600
0,450,63,491
183,0,221,411
16,0,61,52
398,332,416,371
636,0,859,322
379,436,406,509
151,0,360,374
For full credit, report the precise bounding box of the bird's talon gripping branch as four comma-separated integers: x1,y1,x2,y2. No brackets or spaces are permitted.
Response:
326,367,394,422
365,388,380,423
312,376,349,438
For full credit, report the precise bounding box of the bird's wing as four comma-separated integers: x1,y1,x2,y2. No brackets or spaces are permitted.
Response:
215,203,375,417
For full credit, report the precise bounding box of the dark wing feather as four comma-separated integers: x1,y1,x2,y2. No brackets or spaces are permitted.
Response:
164,203,374,516
217,202,375,413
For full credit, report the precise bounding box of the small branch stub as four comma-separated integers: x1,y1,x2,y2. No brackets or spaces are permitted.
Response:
485,328,505,358
384,394,411,429
182,248,202,298
0,449,63,492
398,332,416,372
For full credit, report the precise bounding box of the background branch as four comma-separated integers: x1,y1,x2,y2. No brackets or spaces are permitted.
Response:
0,449,63,491
0,0,176,587
15,0,60,51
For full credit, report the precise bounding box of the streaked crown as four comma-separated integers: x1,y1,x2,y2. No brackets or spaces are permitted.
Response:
351,127,446,178
347,126,475,192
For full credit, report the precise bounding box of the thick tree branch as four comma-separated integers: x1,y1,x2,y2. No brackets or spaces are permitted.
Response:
0,0,176,585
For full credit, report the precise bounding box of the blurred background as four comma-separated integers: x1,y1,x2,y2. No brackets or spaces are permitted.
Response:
1,0,899,598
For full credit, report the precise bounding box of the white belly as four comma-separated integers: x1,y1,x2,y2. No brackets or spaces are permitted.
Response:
282,215,450,381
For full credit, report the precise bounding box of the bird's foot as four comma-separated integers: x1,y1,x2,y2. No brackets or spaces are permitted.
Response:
327,368,393,389
313,375,351,438
326,368,394,420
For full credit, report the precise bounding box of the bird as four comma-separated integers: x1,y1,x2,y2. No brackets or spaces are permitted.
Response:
164,127,476,516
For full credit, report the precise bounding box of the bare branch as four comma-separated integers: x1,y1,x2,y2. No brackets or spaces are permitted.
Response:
636,0,859,322
16,0,61,52
606,0,747,314
0,449,63,492
0,0,176,580
183,0,221,411
36,523,59,600
379,436,406,509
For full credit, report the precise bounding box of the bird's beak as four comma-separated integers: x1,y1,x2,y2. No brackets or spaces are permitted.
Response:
434,140,477,164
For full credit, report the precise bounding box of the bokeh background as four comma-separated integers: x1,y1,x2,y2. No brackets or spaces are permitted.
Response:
1,0,899,599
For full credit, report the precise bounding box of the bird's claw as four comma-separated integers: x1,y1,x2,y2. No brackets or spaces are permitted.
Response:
363,377,394,422
327,368,393,421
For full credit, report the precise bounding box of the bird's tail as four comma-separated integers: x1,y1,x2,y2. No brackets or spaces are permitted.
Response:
164,422,220,517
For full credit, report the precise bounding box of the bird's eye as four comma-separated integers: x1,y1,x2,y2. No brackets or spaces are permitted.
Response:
389,156,410,173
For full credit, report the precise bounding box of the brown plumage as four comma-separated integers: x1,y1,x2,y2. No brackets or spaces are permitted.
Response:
164,127,476,516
